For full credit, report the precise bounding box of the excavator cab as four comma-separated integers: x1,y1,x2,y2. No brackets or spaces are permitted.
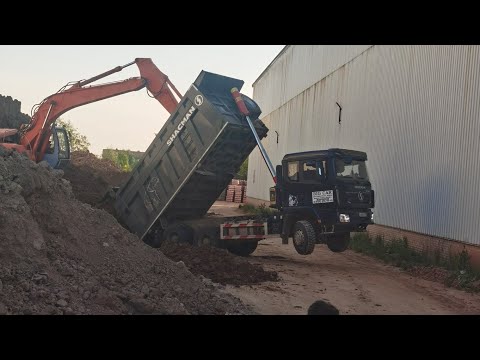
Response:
43,127,71,169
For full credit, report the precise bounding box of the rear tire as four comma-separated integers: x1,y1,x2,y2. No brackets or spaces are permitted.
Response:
194,229,219,247
143,228,163,248
163,223,194,245
327,233,350,253
292,221,316,255
226,241,258,257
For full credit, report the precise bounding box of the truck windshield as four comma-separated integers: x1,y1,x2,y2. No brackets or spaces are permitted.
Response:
335,158,369,181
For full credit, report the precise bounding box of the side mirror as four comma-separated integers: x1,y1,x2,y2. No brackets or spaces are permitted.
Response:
276,165,283,184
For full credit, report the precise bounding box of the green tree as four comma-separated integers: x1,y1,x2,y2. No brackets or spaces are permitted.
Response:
117,152,130,171
56,118,90,152
236,158,248,180
102,149,119,165
102,148,140,172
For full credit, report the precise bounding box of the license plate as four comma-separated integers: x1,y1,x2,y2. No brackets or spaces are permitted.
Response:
359,212,367,217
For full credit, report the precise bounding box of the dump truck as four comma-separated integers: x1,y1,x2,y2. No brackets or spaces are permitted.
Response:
114,70,375,256
113,71,269,256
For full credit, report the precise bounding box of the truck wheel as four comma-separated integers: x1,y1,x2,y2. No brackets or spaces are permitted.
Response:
143,228,164,248
327,233,350,253
164,223,194,245
195,230,219,247
293,221,316,255
227,241,258,257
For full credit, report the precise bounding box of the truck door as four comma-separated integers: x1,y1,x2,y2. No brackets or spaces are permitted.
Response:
282,158,332,207
303,159,335,209
282,160,301,207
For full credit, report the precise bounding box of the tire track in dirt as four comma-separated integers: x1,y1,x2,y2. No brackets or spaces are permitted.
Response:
225,237,480,315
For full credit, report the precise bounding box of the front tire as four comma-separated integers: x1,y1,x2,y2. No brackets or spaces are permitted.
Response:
292,221,316,255
327,233,350,253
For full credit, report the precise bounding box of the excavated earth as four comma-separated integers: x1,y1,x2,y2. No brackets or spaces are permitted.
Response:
63,151,279,288
0,148,254,315
160,241,279,286
62,151,130,216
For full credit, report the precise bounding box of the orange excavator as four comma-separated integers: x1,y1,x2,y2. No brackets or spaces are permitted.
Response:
0,58,181,168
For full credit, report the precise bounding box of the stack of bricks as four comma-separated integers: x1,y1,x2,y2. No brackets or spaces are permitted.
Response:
233,185,244,203
225,185,235,202
225,179,247,203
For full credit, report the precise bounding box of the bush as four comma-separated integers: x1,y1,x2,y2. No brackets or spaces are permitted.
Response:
102,149,140,172
57,118,90,152
349,233,480,291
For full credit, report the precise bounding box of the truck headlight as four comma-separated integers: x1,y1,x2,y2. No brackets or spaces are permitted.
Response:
339,214,350,223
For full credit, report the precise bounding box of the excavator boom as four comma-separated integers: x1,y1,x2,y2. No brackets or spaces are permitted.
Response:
135,58,182,114
23,78,147,160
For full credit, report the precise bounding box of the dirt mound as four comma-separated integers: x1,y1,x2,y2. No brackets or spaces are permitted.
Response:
0,148,252,315
62,150,276,288
0,94,30,130
63,151,130,214
160,241,279,286
68,151,128,186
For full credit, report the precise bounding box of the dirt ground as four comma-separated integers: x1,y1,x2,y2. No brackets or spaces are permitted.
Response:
3,141,479,315
225,239,480,315
213,202,480,315
210,202,244,217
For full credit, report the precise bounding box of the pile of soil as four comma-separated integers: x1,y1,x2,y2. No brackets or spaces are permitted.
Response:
63,151,130,215
64,152,278,288
0,94,30,130
160,241,279,286
0,148,252,315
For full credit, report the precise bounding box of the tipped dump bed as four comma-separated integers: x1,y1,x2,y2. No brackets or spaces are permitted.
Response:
114,71,268,239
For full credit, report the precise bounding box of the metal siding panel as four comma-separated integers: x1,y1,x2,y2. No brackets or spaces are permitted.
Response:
253,45,373,117
248,45,480,246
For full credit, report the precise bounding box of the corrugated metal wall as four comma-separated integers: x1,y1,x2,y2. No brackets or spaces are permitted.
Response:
253,45,373,116
248,45,480,246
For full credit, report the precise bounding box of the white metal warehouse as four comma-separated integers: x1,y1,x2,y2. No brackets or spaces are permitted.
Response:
247,45,480,247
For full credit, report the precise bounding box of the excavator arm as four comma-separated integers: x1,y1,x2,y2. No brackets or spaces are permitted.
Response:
135,58,182,113
14,58,181,163
23,77,147,161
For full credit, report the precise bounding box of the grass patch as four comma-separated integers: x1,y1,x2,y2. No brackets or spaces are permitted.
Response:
350,233,480,292
238,203,278,217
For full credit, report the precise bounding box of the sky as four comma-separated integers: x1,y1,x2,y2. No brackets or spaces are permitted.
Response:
0,45,284,155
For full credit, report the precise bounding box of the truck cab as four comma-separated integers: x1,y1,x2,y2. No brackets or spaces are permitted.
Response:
270,148,374,255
